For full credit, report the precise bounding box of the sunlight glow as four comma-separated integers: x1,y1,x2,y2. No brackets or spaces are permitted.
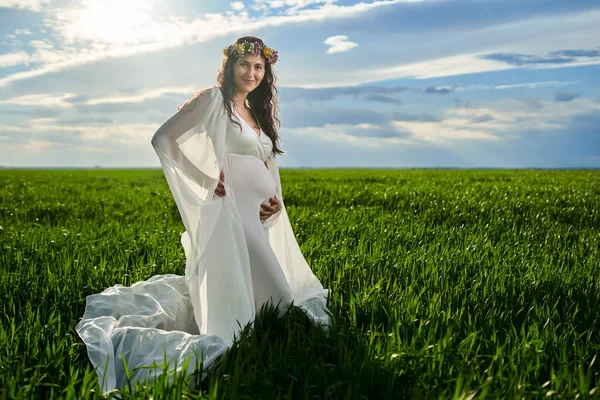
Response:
64,0,160,44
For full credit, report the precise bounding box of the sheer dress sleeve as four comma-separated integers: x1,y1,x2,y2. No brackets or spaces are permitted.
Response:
151,86,255,344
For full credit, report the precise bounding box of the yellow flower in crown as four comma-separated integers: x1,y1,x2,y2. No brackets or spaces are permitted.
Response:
222,48,228,57
263,48,272,58
236,44,244,53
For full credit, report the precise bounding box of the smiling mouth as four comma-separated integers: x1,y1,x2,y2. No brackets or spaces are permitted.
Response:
243,80,255,83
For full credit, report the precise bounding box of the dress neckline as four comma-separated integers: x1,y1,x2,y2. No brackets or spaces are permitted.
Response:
233,107,262,137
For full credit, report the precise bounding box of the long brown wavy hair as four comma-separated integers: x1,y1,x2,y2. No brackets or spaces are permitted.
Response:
179,36,283,155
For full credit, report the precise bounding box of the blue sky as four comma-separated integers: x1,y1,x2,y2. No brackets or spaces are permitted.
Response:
0,0,599,168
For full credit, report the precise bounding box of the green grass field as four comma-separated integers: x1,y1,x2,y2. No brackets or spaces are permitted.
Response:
1,169,599,399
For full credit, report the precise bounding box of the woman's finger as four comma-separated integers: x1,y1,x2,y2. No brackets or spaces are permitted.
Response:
266,199,280,212
214,185,226,196
260,209,272,217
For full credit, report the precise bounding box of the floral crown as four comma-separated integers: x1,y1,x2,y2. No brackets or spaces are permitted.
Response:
223,41,279,65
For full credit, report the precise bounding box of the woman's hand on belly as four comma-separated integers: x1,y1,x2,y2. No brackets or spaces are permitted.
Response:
214,170,226,197
260,196,281,223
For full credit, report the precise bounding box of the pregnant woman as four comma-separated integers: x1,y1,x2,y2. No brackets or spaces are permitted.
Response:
76,36,332,394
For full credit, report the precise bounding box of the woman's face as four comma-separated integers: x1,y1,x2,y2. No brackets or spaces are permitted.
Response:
232,53,265,95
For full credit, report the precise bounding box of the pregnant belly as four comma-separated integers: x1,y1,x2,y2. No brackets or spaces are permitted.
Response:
223,154,276,211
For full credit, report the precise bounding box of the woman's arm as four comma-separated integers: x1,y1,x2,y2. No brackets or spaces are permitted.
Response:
151,86,227,203
151,88,215,160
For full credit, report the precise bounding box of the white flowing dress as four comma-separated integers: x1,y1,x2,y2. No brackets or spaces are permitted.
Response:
76,86,332,394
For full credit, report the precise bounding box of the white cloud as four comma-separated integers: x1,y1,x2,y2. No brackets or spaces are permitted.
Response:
390,119,499,144
251,0,331,14
29,117,56,124
231,1,245,10
1,117,158,144
455,81,580,92
285,98,600,148
493,81,579,90
82,86,196,105
454,98,600,128
283,0,422,20
368,53,514,80
324,35,358,54
281,0,331,15
394,98,600,145
289,123,414,147
14,29,33,36
279,52,520,88
0,52,31,68
274,0,436,16
286,118,498,147
33,122,157,144
0,93,76,108
0,123,28,133
17,139,58,153
0,139,112,156
0,0,50,12
280,0,328,7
